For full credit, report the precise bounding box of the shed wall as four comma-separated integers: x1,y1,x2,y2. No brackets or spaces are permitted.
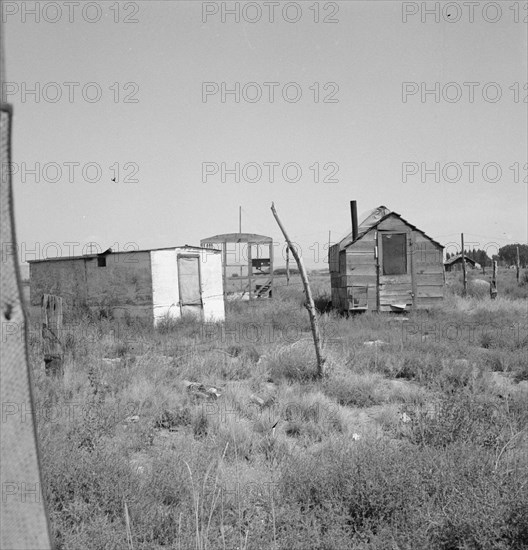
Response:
30,259,87,308
150,248,225,324
151,249,180,323
84,251,153,307
199,250,225,321
345,230,378,311
30,251,154,319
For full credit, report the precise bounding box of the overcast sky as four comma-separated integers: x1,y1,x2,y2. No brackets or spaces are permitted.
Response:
3,0,527,267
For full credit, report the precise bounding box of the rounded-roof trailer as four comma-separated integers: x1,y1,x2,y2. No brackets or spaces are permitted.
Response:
200,233,274,301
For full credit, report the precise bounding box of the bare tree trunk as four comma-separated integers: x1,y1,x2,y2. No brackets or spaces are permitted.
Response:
271,203,326,377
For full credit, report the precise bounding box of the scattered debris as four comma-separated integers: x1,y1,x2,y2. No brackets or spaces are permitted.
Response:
183,380,222,400
363,340,388,347
129,453,151,478
102,357,121,367
155,409,191,431
250,394,265,407
399,412,411,424
471,279,490,288
225,345,260,363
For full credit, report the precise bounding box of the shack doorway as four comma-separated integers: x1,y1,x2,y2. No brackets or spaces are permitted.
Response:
177,255,203,319
377,232,415,310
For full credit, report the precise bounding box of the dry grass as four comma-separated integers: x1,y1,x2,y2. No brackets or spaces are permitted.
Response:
30,270,528,549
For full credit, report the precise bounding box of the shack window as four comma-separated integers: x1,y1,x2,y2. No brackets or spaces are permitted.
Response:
382,233,407,275
97,256,106,267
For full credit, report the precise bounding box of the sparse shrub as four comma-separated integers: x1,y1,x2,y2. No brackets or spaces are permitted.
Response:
313,293,332,314
479,331,495,349
155,408,192,430
191,406,209,438
436,359,482,393
266,344,320,382
226,344,260,362
401,389,512,449
216,345,260,380
279,439,418,539
280,392,345,442
513,364,528,382
482,349,506,371
398,354,424,380
258,433,290,466
114,340,131,358
503,501,528,548
156,313,208,339
323,372,384,408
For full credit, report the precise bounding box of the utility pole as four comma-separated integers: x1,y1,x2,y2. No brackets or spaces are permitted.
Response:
286,245,290,285
461,233,467,295
238,207,242,280
516,245,520,283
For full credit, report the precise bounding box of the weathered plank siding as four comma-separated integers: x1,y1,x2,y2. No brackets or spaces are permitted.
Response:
30,259,88,307
345,232,377,311
413,232,445,306
30,252,154,319
84,251,153,306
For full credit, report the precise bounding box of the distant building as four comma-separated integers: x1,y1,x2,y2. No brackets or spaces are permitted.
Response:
29,246,225,324
329,202,445,313
444,254,481,272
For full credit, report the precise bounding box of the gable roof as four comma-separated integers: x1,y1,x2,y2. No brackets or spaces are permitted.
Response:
338,206,444,250
444,254,478,266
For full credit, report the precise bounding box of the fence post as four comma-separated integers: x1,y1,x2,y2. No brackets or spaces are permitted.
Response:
490,261,498,300
516,245,520,283
461,233,467,295
41,294,64,376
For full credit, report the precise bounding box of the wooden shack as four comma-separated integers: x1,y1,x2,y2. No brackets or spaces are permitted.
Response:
444,254,480,272
329,203,445,313
29,246,225,324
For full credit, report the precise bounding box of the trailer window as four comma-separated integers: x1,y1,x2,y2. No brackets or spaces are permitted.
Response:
382,234,407,275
